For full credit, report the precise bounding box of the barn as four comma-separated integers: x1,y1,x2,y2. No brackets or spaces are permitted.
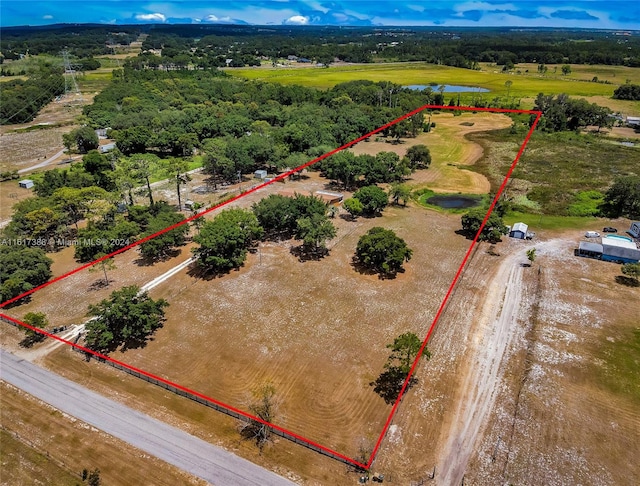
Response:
601,235,640,263
509,222,528,239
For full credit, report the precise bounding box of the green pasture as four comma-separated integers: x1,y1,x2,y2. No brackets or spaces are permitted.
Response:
228,62,623,99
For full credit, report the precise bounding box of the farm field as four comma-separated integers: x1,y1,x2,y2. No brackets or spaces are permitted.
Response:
228,62,640,114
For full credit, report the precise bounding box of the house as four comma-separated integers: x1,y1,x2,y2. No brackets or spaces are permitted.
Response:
601,235,640,263
18,179,34,189
509,222,528,239
254,170,268,179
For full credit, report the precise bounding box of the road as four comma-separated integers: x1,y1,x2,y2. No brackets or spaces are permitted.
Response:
0,349,297,486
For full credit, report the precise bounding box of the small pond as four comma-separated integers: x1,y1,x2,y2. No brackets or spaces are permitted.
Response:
406,84,490,93
426,195,482,209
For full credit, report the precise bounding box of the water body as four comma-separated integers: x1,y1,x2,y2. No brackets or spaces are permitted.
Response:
427,195,482,209
406,84,490,93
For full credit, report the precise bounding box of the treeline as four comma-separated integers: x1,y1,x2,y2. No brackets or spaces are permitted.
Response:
0,25,139,59
0,65,64,124
613,83,640,101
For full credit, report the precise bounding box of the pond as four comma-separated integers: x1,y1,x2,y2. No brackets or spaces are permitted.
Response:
426,195,482,209
406,84,490,93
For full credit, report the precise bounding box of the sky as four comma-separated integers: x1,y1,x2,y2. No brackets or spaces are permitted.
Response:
1,1,639,29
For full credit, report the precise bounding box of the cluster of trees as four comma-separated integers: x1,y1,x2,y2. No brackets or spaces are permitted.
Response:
0,65,64,124
320,144,430,189
532,93,612,132
370,332,429,404
601,176,640,220
613,83,640,101
0,245,52,304
460,208,509,243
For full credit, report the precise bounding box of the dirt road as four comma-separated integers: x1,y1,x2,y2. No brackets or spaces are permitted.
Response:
0,348,297,486
437,239,542,483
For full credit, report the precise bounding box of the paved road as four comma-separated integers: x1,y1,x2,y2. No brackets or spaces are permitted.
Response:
0,349,297,486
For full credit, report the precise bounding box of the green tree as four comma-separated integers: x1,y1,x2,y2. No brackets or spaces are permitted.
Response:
73,126,99,154
405,144,432,170
621,262,640,282
239,383,278,450
0,246,53,304
461,208,508,243
193,209,263,273
19,312,49,348
295,213,336,254
389,183,411,206
370,332,430,404
601,176,640,219
561,64,572,76
139,211,188,260
203,138,234,188
89,253,117,287
526,248,537,266
85,285,168,353
343,197,363,220
355,227,412,277
353,185,388,216
87,468,101,486
504,80,513,97
163,157,190,210
130,154,159,206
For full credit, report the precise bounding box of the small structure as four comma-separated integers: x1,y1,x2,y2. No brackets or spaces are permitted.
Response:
629,221,640,238
99,142,116,153
601,235,640,263
509,222,528,239
184,200,195,211
315,190,344,205
254,170,268,179
626,116,640,127
575,241,603,260
18,179,34,189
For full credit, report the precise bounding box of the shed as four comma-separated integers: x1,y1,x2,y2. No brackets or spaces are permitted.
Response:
254,170,268,179
576,241,603,260
509,222,528,239
18,179,34,189
601,235,640,263
315,190,344,204
626,116,640,127
99,142,116,153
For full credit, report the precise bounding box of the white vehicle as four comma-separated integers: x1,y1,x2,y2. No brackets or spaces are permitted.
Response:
585,231,600,238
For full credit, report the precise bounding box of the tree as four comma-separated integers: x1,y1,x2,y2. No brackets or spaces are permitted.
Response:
0,246,53,304
130,154,159,206
526,248,537,266
601,176,640,219
295,213,337,254
353,185,388,216
343,197,363,220
561,64,572,76
460,208,508,243
19,312,49,348
85,285,168,353
389,183,411,206
203,138,234,188
73,126,99,154
139,210,189,260
193,209,263,273
355,227,412,277
621,262,640,282
239,382,278,450
87,468,101,486
89,253,116,286
505,80,513,97
370,332,430,404
163,157,190,210
405,144,431,170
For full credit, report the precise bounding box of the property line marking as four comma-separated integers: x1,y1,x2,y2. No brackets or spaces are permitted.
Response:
1,105,542,471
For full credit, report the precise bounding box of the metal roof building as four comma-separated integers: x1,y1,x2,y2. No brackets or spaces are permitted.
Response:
509,222,528,239
602,235,640,263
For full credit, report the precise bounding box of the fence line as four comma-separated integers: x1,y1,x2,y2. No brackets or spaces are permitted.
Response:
67,343,360,468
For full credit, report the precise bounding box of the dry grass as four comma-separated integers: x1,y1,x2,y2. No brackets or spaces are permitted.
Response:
0,381,207,486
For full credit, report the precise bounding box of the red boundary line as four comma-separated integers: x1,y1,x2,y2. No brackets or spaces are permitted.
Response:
1,105,542,470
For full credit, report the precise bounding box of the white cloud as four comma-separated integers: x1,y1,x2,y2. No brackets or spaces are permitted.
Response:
135,13,166,22
284,15,309,25
43,14,53,19
205,14,219,21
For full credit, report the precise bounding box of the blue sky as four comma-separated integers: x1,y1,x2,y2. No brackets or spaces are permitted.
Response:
2,1,639,29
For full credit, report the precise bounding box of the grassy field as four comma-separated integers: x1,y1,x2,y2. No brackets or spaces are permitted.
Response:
228,62,640,114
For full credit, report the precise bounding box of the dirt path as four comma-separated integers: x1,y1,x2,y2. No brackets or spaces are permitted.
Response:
438,243,527,483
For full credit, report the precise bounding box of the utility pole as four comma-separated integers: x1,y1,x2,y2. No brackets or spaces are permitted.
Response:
61,50,84,104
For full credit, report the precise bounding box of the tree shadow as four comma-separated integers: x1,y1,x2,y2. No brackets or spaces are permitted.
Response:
290,245,329,262
186,261,233,281
350,256,401,280
615,275,640,287
88,278,113,291
339,213,356,222
134,248,182,267
370,366,417,405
